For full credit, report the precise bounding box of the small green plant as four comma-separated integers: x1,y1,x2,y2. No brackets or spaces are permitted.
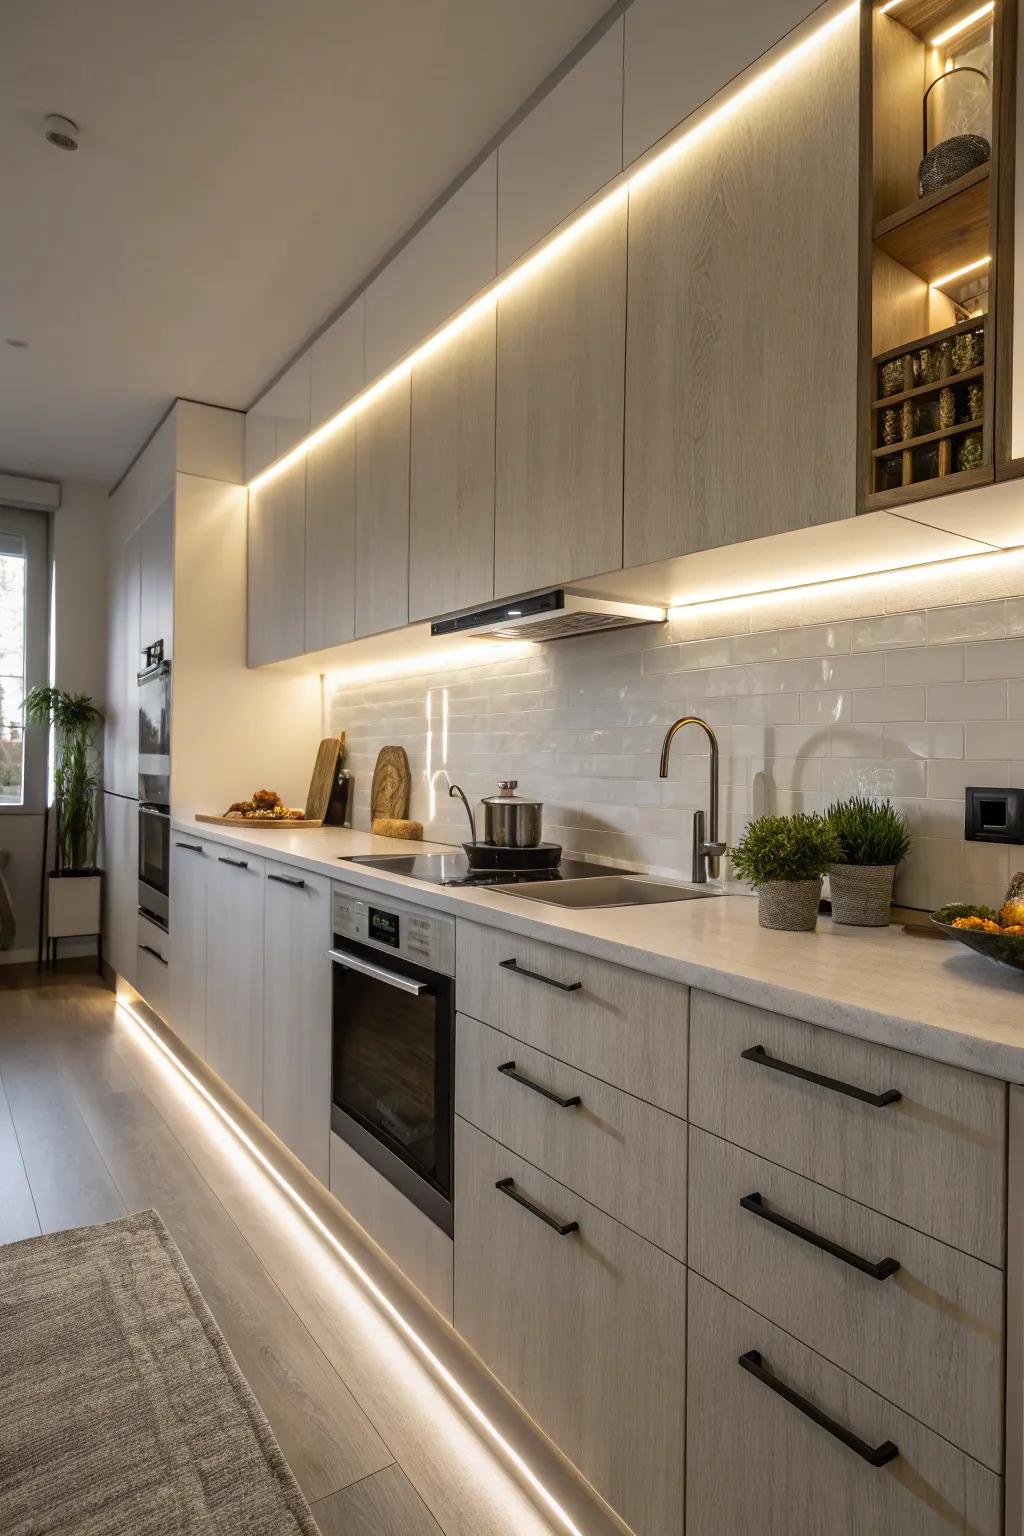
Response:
24,686,103,870
933,901,997,924
826,797,911,867
730,813,841,886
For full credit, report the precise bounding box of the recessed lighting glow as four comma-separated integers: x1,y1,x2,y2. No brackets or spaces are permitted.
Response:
879,1,904,12
323,639,536,690
931,253,991,288
930,2,994,47
249,0,858,494
118,1000,587,1536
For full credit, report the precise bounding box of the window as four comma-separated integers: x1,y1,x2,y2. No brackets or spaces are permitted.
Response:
0,509,49,813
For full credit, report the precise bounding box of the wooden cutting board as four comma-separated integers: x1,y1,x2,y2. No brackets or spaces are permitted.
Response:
371,746,411,821
304,734,345,823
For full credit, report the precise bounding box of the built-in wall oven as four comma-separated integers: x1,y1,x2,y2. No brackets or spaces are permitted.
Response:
330,881,455,1234
138,642,171,925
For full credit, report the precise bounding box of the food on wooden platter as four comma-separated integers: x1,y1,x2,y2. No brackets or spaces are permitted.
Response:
223,788,304,822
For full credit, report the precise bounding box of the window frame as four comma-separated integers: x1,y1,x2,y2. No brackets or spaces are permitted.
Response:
0,506,50,815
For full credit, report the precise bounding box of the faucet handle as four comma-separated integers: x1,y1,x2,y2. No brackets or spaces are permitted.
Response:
703,840,727,857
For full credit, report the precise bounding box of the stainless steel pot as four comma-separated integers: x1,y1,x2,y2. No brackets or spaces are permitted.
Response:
480,780,543,848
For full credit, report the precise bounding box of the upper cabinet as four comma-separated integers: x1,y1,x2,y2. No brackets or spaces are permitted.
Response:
497,22,623,270
365,156,497,383
495,197,627,598
310,301,364,432
244,355,312,482
247,457,306,666
622,0,824,165
623,11,859,568
140,492,174,661
409,302,496,622
305,419,356,652
355,371,411,637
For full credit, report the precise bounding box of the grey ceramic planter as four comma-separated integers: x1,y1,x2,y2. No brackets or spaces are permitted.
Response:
757,878,822,932
828,863,896,927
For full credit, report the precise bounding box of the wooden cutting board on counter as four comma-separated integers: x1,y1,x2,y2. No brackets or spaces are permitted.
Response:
371,746,411,821
304,734,345,822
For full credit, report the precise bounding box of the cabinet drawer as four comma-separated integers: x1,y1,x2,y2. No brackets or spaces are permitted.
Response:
456,1012,686,1260
689,1127,1003,1469
687,1274,1001,1536
455,919,687,1115
454,1117,686,1536
689,990,1006,1265
137,912,171,1023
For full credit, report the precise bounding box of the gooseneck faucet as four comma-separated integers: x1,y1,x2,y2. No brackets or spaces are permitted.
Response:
659,716,727,884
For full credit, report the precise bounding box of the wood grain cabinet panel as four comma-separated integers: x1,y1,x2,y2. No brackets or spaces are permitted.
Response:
454,1117,686,1536
355,372,410,637
623,11,859,567
247,457,306,666
456,1012,687,1260
689,990,1006,1266
409,303,496,621
686,1274,1001,1536
304,419,356,651
204,850,265,1114
494,197,626,598
689,1127,1003,1468
168,834,209,1058
455,918,688,1116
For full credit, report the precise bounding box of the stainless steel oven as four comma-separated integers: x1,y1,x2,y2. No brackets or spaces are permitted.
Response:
138,640,171,925
138,804,170,925
330,881,455,1234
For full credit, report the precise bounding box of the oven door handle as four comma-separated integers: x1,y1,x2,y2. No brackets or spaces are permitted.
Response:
328,949,428,996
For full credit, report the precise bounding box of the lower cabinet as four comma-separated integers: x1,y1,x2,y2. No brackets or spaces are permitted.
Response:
262,861,332,1184
101,790,138,986
454,1116,687,1536
168,833,209,1057
136,911,171,1023
686,1273,1001,1535
204,849,266,1113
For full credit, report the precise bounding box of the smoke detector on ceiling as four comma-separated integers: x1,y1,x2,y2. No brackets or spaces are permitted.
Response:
44,114,79,151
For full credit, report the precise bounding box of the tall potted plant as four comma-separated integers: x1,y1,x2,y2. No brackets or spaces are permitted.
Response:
730,813,841,932
24,687,103,871
826,797,911,927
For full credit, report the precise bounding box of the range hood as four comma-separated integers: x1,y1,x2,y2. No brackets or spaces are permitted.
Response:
430,590,667,642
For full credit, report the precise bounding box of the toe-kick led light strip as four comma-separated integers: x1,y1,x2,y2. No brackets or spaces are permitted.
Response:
117,1000,588,1536
248,0,858,495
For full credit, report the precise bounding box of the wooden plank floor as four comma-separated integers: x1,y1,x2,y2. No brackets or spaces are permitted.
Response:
0,971,560,1536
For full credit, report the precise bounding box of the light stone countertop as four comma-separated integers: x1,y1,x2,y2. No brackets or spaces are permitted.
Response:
173,813,1024,1083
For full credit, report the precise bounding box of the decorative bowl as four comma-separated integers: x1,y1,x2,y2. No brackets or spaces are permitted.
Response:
930,916,1024,974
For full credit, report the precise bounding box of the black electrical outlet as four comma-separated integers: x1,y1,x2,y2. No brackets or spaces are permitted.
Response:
965,787,1024,845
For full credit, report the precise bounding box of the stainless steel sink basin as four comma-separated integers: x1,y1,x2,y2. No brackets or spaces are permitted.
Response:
493,875,722,909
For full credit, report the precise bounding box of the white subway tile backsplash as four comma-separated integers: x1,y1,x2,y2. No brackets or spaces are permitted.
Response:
327,560,1024,911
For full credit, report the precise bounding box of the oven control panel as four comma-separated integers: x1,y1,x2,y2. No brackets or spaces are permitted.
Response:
331,881,456,976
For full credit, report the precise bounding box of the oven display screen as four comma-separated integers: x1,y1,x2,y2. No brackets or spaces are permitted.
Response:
369,908,400,948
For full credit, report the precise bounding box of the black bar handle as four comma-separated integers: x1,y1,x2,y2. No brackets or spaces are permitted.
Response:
139,944,168,967
218,856,249,870
741,1045,901,1107
268,873,306,889
738,1351,899,1467
498,1060,581,1108
499,957,582,993
175,841,204,853
495,1177,579,1236
740,1193,900,1281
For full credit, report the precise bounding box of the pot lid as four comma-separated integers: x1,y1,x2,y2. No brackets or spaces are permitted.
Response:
480,779,543,807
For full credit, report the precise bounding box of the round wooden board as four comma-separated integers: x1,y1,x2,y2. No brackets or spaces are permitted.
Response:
370,746,411,821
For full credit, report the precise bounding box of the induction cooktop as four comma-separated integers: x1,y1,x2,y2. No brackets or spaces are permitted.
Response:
340,852,618,888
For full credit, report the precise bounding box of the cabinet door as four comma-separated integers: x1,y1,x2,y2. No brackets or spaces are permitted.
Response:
623,12,858,566
455,1117,686,1536
262,861,332,1183
103,536,126,794
140,492,174,660
101,790,137,985
409,303,495,621
204,849,265,1113
304,420,356,652
247,457,306,666
494,197,626,598
119,527,142,796
168,833,209,1058
355,372,410,637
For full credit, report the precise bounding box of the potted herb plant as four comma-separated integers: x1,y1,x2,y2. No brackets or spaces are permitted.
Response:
825,797,911,927
730,813,841,932
24,686,103,871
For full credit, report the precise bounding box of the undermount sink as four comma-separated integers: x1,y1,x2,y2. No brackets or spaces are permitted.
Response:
494,875,723,909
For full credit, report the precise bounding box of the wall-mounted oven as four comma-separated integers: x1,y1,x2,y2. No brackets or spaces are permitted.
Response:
330,881,455,1234
138,641,171,926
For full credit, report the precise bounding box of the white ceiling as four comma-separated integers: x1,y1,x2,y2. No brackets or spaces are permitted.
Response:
0,0,612,485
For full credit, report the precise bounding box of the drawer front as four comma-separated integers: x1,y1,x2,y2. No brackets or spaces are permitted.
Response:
689,990,1006,1265
137,912,171,1022
454,1117,686,1536
689,1127,1003,1469
687,1274,1001,1536
456,1012,686,1259
456,919,687,1115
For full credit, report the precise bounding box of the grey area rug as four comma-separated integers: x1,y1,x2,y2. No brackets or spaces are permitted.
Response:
0,1209,320,1536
